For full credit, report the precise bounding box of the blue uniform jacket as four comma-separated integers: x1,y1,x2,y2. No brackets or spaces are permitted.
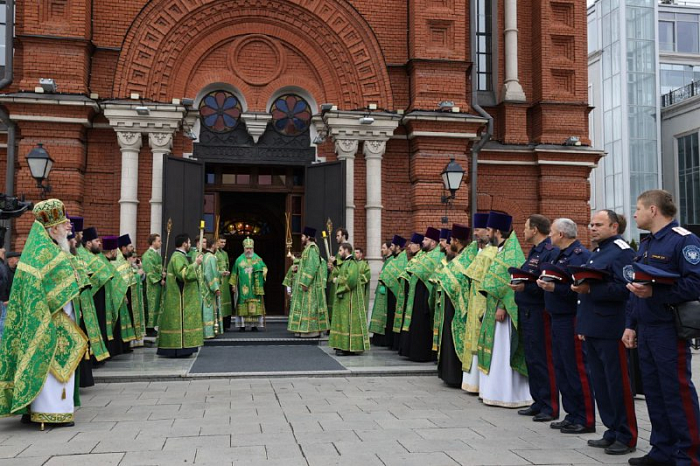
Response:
514,237,560,309
543,240,591,316
576,235,635,339
626,221,700,328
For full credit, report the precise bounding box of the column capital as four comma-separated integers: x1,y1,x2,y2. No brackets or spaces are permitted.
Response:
363,140,387,159
241,112,272,143
117,131,142,151
148,132,173,152
335,139,359,159
104,102,186,133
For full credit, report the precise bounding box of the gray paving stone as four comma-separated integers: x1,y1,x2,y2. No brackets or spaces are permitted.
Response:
445,448,531,465
378,451,461,466
164,434,230,450
120,448,197,465
194,445,266,463
92,437,166,453
0,458,50,466
305,453,384,466
512,447,602,465
398,438,472,453
0,444,28,458
43,453,124,465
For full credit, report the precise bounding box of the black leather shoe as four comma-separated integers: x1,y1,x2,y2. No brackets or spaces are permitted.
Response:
628,455,674,466
605,441,635,455
533,413,554,422
587,438,614,448
20,414,31,424
46,421,75,428
560,423,596,434
518,406,539,416
550,419,572,429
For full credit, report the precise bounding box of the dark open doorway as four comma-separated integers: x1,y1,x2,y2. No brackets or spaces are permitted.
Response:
219,192,287,316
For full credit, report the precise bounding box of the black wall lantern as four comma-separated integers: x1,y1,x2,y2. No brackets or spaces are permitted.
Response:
26,143,54,199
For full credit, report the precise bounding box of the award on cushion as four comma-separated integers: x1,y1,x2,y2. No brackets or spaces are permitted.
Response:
539,263,570,283
567,266,609,286
507,267,539,284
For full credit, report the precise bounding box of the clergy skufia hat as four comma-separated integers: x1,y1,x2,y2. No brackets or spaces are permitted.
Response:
67,215,84,233
445,231,452,244
539,263,571,283
410,232,424,244
473,212,489,229
631,262,679,286
508,267,539,284
567,265,609,286
425,227,440,242
82,227,99,242
302,226,316,238
33,198,69,228
439,228,450,240
102,235,119,251
391,235,407,248
451,223,471,242
117,234,132,248
486,211,513,232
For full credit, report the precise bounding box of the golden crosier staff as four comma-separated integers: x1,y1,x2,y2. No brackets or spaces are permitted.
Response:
213,214,222,334
284,212,294,259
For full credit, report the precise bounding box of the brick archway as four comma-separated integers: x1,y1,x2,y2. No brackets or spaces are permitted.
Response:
114,0,394,109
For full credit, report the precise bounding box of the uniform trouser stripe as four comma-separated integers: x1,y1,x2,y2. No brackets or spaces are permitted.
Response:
543,312,559,418
617,341,639,447
573,322,595,428
677,340,700,466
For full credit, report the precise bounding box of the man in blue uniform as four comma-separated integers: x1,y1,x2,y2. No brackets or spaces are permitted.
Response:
510,214,560,422
573,210,637,455
624,190,700,466
538,218,596,434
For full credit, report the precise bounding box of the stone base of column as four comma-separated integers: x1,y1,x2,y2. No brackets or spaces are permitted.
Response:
502,81,526,103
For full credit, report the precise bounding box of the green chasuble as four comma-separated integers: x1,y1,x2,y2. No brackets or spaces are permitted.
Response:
392,251,423,333
158,250,203,350
358,259,371,314
327,257,342,323
368,256,392,334
477,234,527,376
287,243,330,333
329,258,370,352
114,251,140,341
446,242,478,361
215,249,233,318
201,251,222,338
461,245,498,371
401,247,444,332
371,251,407,334
430,257,450,353
70,255,109,362
141,247,163,328
0,221,87,417
230,253,267,320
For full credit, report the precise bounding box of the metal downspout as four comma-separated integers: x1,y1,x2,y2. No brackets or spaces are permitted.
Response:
0,0,14,248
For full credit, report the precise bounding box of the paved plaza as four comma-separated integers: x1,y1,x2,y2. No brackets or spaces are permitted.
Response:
0,345,698,466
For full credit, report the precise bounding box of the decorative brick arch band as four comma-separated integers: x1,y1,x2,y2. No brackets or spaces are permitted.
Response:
114,0,393,109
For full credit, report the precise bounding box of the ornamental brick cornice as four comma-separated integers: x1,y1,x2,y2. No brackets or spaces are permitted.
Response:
323,110,400,141
114,0,393,109
103,102,185,133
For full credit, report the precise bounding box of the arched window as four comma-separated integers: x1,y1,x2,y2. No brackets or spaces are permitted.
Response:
270,94,312,136
199,90,242,133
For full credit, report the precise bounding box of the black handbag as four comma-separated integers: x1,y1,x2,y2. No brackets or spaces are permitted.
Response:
670,300,700,340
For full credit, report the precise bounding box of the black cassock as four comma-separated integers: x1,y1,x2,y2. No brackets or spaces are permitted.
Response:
399,280,436,362
437,295,462,387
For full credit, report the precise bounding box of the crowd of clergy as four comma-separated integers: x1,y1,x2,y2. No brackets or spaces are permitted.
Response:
0,189,698,466
0,198,268,429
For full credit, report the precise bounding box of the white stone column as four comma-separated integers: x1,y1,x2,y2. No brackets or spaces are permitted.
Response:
117,131,142,241
363,140,386,278
502,0,526,102
148,132,173,237
335,139,359,242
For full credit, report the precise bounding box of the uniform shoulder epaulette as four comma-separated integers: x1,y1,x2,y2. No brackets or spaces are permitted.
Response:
672,226,692,236
614,239,631,250
573,248,582,254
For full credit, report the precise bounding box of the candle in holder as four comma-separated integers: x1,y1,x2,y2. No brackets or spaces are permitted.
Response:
200,220,205,229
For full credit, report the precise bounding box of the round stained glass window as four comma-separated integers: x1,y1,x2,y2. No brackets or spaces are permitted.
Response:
199,90,242,133
270,94,312,136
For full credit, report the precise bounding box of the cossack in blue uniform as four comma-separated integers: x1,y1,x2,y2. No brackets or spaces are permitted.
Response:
575,235,638,451
626,221,700,466
542,240,596,432
513,237,560,420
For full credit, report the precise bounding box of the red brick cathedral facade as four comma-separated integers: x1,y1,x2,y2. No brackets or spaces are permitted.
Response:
0,0,599,288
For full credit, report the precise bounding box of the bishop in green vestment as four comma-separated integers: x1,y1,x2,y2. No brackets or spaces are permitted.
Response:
329,243,370,354
142,234,164,329
230,237,267,331
0,199,88,428
157,234,204,357
215,237,233,330
287,227,330,336
201,238,222,338
477,212,530,408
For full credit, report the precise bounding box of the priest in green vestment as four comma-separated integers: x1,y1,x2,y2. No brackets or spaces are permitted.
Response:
327,228,349,324
215,237,233,330
0,199,88,428
370,236,408,349
142,233,164,330
102,236,136,354
231,237,267,331
399,228,445,362
329,243,370,355
477,211,531,408
157,234,204,357
287,227,330,337
117,234,145,345
369,240,394,346
392,233,424,339
354,247,371,312
201,238,222,338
